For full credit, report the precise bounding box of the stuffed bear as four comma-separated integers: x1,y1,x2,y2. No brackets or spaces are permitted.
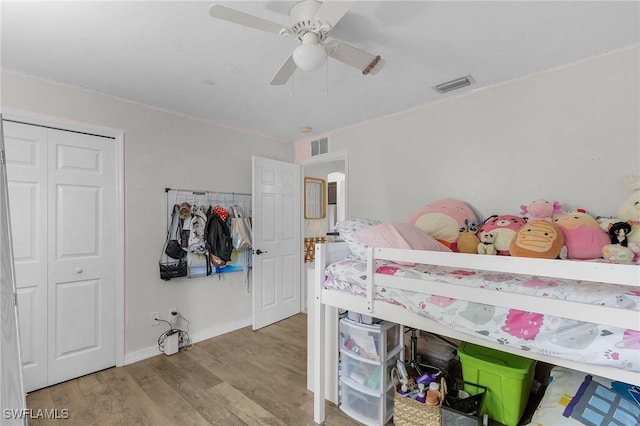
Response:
477,232,497,255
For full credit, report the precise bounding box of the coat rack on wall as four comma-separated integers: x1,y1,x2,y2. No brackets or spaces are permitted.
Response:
164,188,252,277
165,188,251,221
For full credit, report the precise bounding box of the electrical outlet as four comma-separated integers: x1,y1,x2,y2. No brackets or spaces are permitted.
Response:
168,308,178,326
150,311,160,326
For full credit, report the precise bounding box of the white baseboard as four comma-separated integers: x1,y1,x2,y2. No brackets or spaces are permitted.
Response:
124,345,160,365
189,316,252,344
123,316,252,366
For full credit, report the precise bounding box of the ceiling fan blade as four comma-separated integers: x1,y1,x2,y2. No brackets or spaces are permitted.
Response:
325,40,385,75
313,0,354,28
209,4,287,35
270,54,297,86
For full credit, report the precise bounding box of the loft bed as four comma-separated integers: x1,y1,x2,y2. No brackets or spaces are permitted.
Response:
311,242,640,424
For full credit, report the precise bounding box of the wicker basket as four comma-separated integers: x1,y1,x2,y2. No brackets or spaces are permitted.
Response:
393,378,446,426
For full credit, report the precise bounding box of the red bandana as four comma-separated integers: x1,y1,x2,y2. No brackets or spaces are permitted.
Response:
213,206,229,222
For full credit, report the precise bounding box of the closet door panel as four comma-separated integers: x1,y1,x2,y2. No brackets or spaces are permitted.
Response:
4,121,48,392
47,128,116,386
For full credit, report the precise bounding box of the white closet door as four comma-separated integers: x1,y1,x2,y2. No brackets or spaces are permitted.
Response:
4,122,48,391
0,118,27,424
46,128,116,385
5,122,117,391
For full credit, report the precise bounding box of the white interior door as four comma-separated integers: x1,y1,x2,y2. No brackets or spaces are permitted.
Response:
46,128,117,385
4,122,48,391
5,121,117,391
0,118,27,424
252,156,301,330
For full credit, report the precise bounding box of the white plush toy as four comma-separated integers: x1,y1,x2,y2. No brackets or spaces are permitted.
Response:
619,175,640,244
602,244,635,264
477,232,497,255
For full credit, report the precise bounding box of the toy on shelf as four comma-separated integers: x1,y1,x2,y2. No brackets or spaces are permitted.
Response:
598,176,640,263
554,209,611,259
608,221,633,247
602,244,635,264
520,199,562,222
457,220,480,254
477,215,526,255
618,175,640,244
408,198,477,250
477,232,497,255
510,220,567,259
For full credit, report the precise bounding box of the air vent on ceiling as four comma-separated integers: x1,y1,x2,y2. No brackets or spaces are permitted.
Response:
311,137,328,156
433,75,475,94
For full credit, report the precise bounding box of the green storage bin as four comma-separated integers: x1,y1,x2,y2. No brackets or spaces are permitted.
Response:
458,342,535,426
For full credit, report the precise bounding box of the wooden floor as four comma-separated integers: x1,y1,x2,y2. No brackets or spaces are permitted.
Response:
26,313,361,426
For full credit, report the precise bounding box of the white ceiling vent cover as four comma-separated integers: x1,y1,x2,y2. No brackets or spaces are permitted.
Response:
433,75,475,94
311,137,328,156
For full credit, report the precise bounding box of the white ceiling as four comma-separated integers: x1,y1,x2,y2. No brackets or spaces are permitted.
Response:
1,1,639,142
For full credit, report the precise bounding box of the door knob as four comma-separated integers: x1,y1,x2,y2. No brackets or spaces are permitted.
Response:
255,249,268,255
75,267,83,274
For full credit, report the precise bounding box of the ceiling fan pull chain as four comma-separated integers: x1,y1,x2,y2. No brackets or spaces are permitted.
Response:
324,60,329,99
290,73,295,98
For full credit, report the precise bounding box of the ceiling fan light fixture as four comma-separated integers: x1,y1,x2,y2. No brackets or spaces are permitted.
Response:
293,43,326,71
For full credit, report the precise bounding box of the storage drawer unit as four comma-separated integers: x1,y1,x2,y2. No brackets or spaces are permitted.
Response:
340,348,402,393
339,318,402,361
340,377,395,426
339,318,403,426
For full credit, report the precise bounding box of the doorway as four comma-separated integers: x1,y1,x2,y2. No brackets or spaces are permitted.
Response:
299,151,348,310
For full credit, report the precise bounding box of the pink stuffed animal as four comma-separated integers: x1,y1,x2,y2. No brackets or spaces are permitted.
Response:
554,209,611,259
477,214,526,255
407,198,477,249
520,199,562,222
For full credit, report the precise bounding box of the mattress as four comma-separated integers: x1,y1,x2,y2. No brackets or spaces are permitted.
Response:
324,258,640,372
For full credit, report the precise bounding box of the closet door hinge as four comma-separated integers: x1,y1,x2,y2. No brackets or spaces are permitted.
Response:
0,149,5,165
13,292,18,307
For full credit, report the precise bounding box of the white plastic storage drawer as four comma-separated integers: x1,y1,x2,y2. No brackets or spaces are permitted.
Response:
340,348,402,393
340,378,394,426
339,318,401,361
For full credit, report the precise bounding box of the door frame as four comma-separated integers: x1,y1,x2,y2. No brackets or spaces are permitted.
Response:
297,150,349,312
2,109,126,368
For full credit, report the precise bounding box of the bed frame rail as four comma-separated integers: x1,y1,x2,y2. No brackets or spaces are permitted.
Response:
312,243,640,424
373,247,640,287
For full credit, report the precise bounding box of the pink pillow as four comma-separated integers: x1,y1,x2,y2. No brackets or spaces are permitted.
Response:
353,222,451,265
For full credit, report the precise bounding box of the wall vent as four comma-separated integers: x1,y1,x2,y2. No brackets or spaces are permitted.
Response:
433,75,475,94
310,137,328,156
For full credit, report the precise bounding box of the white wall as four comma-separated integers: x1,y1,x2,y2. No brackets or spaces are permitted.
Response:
0,71,293,358
325,46,640,222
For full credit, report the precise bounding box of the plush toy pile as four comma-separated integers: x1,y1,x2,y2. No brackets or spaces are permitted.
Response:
407,176,640,264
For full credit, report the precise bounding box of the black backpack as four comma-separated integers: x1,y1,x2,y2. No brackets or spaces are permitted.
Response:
205,207,233,268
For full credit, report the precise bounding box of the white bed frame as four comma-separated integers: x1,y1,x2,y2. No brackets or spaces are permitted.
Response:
312,242,640,424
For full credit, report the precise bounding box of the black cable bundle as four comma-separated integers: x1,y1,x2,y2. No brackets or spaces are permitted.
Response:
156,316,192,354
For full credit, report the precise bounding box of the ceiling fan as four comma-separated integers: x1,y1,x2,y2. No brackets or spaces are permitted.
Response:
209,0,385,85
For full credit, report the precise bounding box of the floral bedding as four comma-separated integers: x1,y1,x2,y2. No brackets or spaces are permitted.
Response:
324,258,640,372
